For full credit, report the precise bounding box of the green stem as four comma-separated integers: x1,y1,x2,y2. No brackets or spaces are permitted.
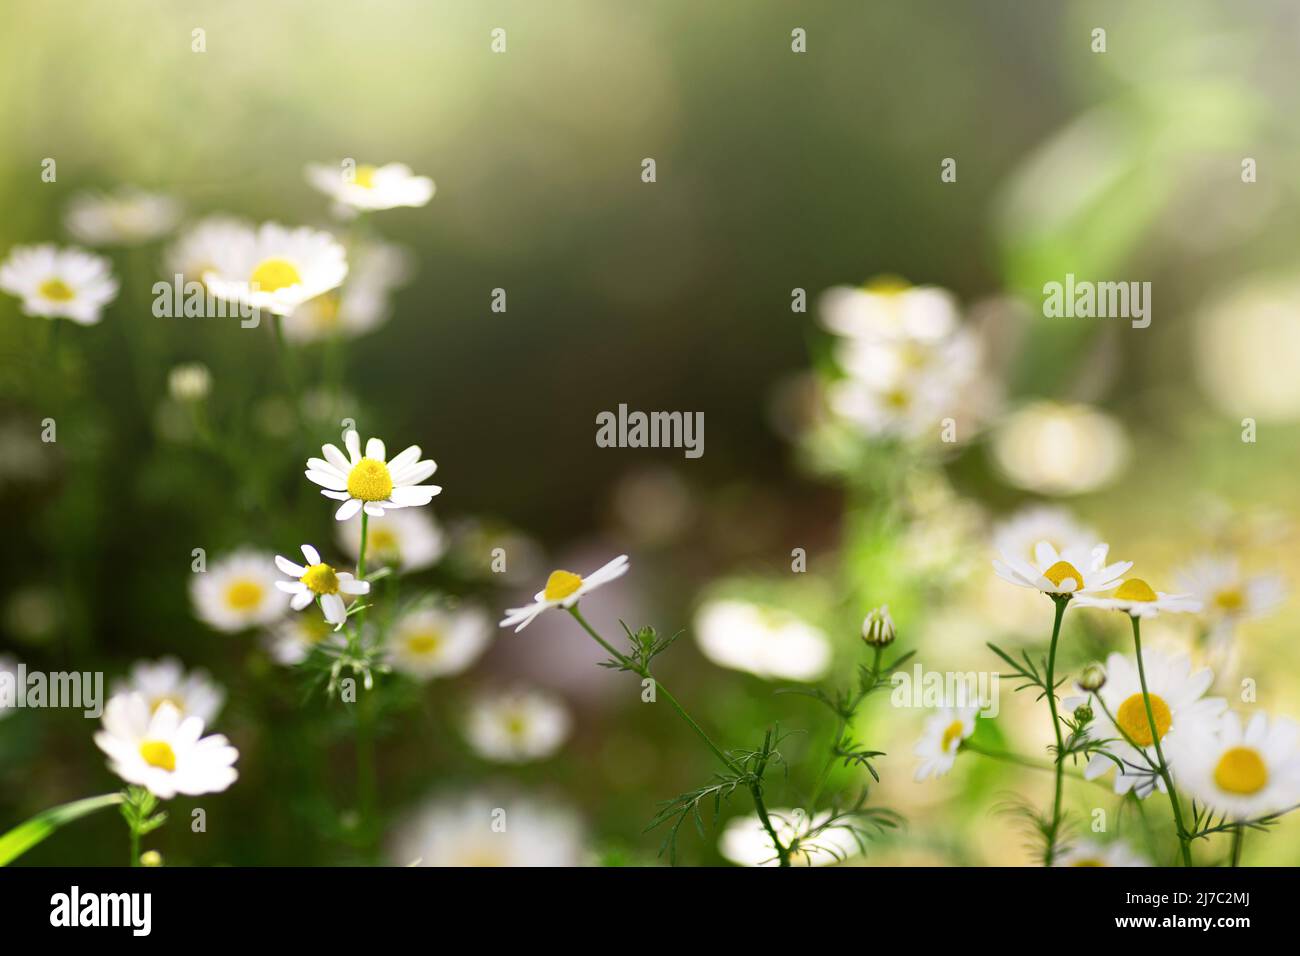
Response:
1131,616,1194,867
1230,825,1243,867
129,826,140,867
356,511,369,583
1042,595,1068,866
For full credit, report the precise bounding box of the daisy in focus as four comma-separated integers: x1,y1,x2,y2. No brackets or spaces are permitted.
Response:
692,598,831,682
1052,840,1148,867
274,544,370,626
113,658,224,726
0,244,118,325
913,704,980,782
718,809,864,867
282,239,413,343
1166,711,1300,821
203,222,347,316
464,688,572,764
336,508,446,572
389,793,585,867
306,161,435,214
1072,577,1202,618
190,550,288,632
500,555,630,632
306,429,441,521
94,695,238,799
64,187,180,245
992,540,1131,598
386,605,492,681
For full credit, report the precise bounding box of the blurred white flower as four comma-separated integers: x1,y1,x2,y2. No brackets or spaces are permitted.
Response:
1166,710,1300,821
718,809,862,867
65,188,180,245
203,222,347,316
390,793,584,867
305,161,435,214
282,239,413,343
1195,279,1300,421
500,555,629,632
263,614,344,666
336,508,446,573
991,401,1129,495
1174,555,1286,640
913,704,979,781
1053,840,1148,867
167,362,211,401
386,605,492,681
992,505,1099,568
95,695,238,799
113,658,225,726
164,215,253,284
306,429,441,521
693,599,830,682
464,688,572,763
0,244,118,325
190,549,288,633
819,278,959,342
274,543,369,626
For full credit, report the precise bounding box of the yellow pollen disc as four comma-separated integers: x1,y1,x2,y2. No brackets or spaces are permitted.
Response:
1214,588,1245,612
150,695,185,714
1043,560,1083,589
543,570,584,602
369,528,398,556
39,278,77,301
1113,578,1158,602
864,275,910,296
406,632,441,656
310,292,341,329
300,563,340,595
249,257,302,293
504,713,529,737
884,388,911,409
940,720,965,753
225,580,265,611
347,458,394,502
1214,746,1268,795
353,165,377,188
139,740,176,772
1116,693,1172,747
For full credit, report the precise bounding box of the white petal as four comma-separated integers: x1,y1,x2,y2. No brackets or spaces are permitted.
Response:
365,437,385,461
291,590,314,610
335,498,363,521
301,544,321,565
321,593,346,624
275,556,306,576
344,430,361,462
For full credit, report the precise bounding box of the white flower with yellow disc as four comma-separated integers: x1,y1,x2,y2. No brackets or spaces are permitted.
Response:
464,688,572,764
274,544,370,626
65,188,180,246
190,550,288,632
499,555,629,632
306,429,441,521
1073,577,1202,618
913,704,980,782
94,694,238,799
992,540,1131,598
1166,711,1300,820
113,658,224,726
203,222,347,316
1052,840,1148,867
0,244,118,325
335,504,446,572
305,161,435,213
386,606,492,681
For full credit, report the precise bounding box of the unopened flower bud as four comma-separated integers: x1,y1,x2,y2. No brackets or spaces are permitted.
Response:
861,605,896,647
1073,704,1094,725
1079,662,1107,692
140,850,163,867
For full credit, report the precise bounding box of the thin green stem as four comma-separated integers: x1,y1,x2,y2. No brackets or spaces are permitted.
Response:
1131,616,1193,866
1042,595,1068,866
1230,825,1243,867
356,510,369,583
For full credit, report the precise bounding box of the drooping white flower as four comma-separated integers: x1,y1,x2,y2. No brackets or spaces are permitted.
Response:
0,244,118,324
1166,710,1300,820
335,507,445,573
94,695,238,799
464,688,571,764
113,658,224,726
992,540,1131,598
386,605,492,681
718,809,864,867
1053,840,1149,867
305,429,441,521
203,222,347,316
913,704,980,782
1073,577,1202,619
65,188,180,245
692,598,831,682
190,550,288,632
274,544,369,626
499,555,629,632
389,793,585,867
306,161,435,214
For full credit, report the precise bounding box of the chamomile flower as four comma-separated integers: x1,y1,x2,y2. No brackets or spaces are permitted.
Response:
263,614,345,666
113,658,224,726
464,688,572,764
386,606,492,681
992,506,1099,568
1073,578,1202,618
1052,840,1149,867
992,540,1131,598
1074,650,1226,797
164,215,253,283
390,793,585,867
305,429,441,521
0,244,118,325
64,188,180,245
693,598,831,682
1166,711,1300,820
203,222,347,316
94,694,238,799
1175,555,1287,636
913,704,980,782
306,161,435,214
718,809,863,867
825,372,955,440
499,555,630,632
190,550,288,632
336,508,446,573
274,544,369,626
282,239,413,343
819,277,960,342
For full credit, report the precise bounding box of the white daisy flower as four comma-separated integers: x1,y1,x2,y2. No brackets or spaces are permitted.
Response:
386,606,492,681
499,555,630,633
1073,577,1202,618
1175,555,1287,634
274,544,370,626
163,215,253,284
282,239,413,343
464,688,571,764
992,540,1132,598
113,658,224,726
335,505,446,572
1053,839,1149,867
203,222,347,317
263,614,345,666
94,694,238,799
306,161,435,214
719,809,863,867
0,244,118,325
64,188,180,246
1074,650,1226,797
819,277,959,342
913,704,980,782
825,371,956,440
389,793,585,867
1166,710,1300,820
992,506,1099,568
305,429,441,521
692,598,831,682
190,550,288,632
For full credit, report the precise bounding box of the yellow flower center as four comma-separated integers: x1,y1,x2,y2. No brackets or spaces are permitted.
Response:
139,740,176,772
347,458,393,501
1214,588,1245,612
543,570,583,602
1116,693,1172,747
249,257,302,293
369,528,399,558
504,712,529,737
352,165,378,189
225,579,265,611
1214,746,1268,795
1043,560,1083,589
406,631,442,656
309,292,341,329
150,695,185,714
1113,578,1158,602
300,563,340,595
940,720,965,753
884,387,911,409
38,278,76,301
864,275,910,296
